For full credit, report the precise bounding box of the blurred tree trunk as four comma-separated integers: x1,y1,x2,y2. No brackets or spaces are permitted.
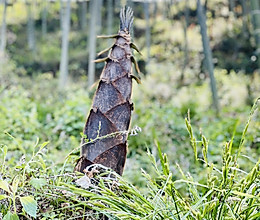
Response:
204,0,208,11
41,0,48,36
180,0,190,82
96,0,103,35
250,0,260,69
197,0,219,114
107,0,113,45
153,1,158,17
0,0,7,56
88,0,98,87
59,0,71,88
79,1,87,31
26,1,36,52
241,0,249,37
144,1,151,64
107,0,113,35
162,0,167,19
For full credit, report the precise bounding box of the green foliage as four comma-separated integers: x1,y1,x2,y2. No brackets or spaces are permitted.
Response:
0,69,259,218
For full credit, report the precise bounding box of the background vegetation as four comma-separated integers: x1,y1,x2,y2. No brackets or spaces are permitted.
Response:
0,0,259,219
